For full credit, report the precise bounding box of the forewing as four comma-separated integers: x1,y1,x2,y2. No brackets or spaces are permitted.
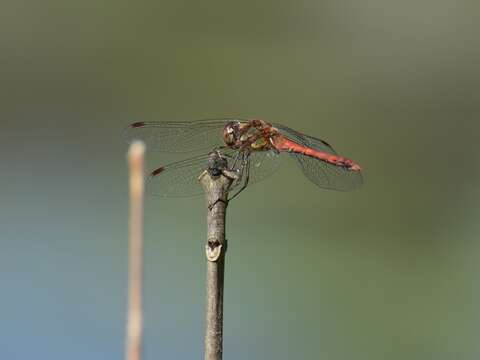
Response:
273,123,338,155
124,119,239,152
292,153,363,191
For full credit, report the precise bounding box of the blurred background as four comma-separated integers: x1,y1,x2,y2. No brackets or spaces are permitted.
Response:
1,1,480,359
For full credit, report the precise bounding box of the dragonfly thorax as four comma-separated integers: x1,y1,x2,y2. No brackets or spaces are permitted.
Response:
223,120,274,151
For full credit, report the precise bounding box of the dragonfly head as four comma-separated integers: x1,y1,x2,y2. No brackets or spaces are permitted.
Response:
223,121,242,147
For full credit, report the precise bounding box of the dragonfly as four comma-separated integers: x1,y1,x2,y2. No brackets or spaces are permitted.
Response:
124,118,363,198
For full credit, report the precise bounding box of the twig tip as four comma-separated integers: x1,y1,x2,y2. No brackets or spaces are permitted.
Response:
128,141,146,161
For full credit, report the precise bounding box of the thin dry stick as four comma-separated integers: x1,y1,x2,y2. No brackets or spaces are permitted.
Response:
199,153,236,360
125,141,146,360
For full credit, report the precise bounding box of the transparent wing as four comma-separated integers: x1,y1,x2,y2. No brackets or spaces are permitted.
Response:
291,153,363,191
148,149,282,198
124,118,247,153
148,154,214,197
273,123,338,155
247,150,282,185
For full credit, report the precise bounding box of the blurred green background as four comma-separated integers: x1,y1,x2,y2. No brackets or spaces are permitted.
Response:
2,1,480,359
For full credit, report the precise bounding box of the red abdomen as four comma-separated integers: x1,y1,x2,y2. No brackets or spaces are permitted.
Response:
271,135,361,171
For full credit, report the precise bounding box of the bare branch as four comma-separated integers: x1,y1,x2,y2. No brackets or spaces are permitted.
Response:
199,152,236,360
126,141,145,360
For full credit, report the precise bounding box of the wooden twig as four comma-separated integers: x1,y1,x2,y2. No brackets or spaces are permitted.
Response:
125,141,145,360
198,152,236,360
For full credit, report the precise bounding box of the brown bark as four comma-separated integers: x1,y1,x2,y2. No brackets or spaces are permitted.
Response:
198,163,235,360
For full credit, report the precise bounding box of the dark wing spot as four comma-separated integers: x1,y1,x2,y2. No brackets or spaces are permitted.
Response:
151,166,165,176
130,121,146,128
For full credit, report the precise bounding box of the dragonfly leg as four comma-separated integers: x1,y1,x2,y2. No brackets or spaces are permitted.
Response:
207,164,240,210
208,198,228,211
206,152,230,211
228,154,250,201
230,150,242,169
